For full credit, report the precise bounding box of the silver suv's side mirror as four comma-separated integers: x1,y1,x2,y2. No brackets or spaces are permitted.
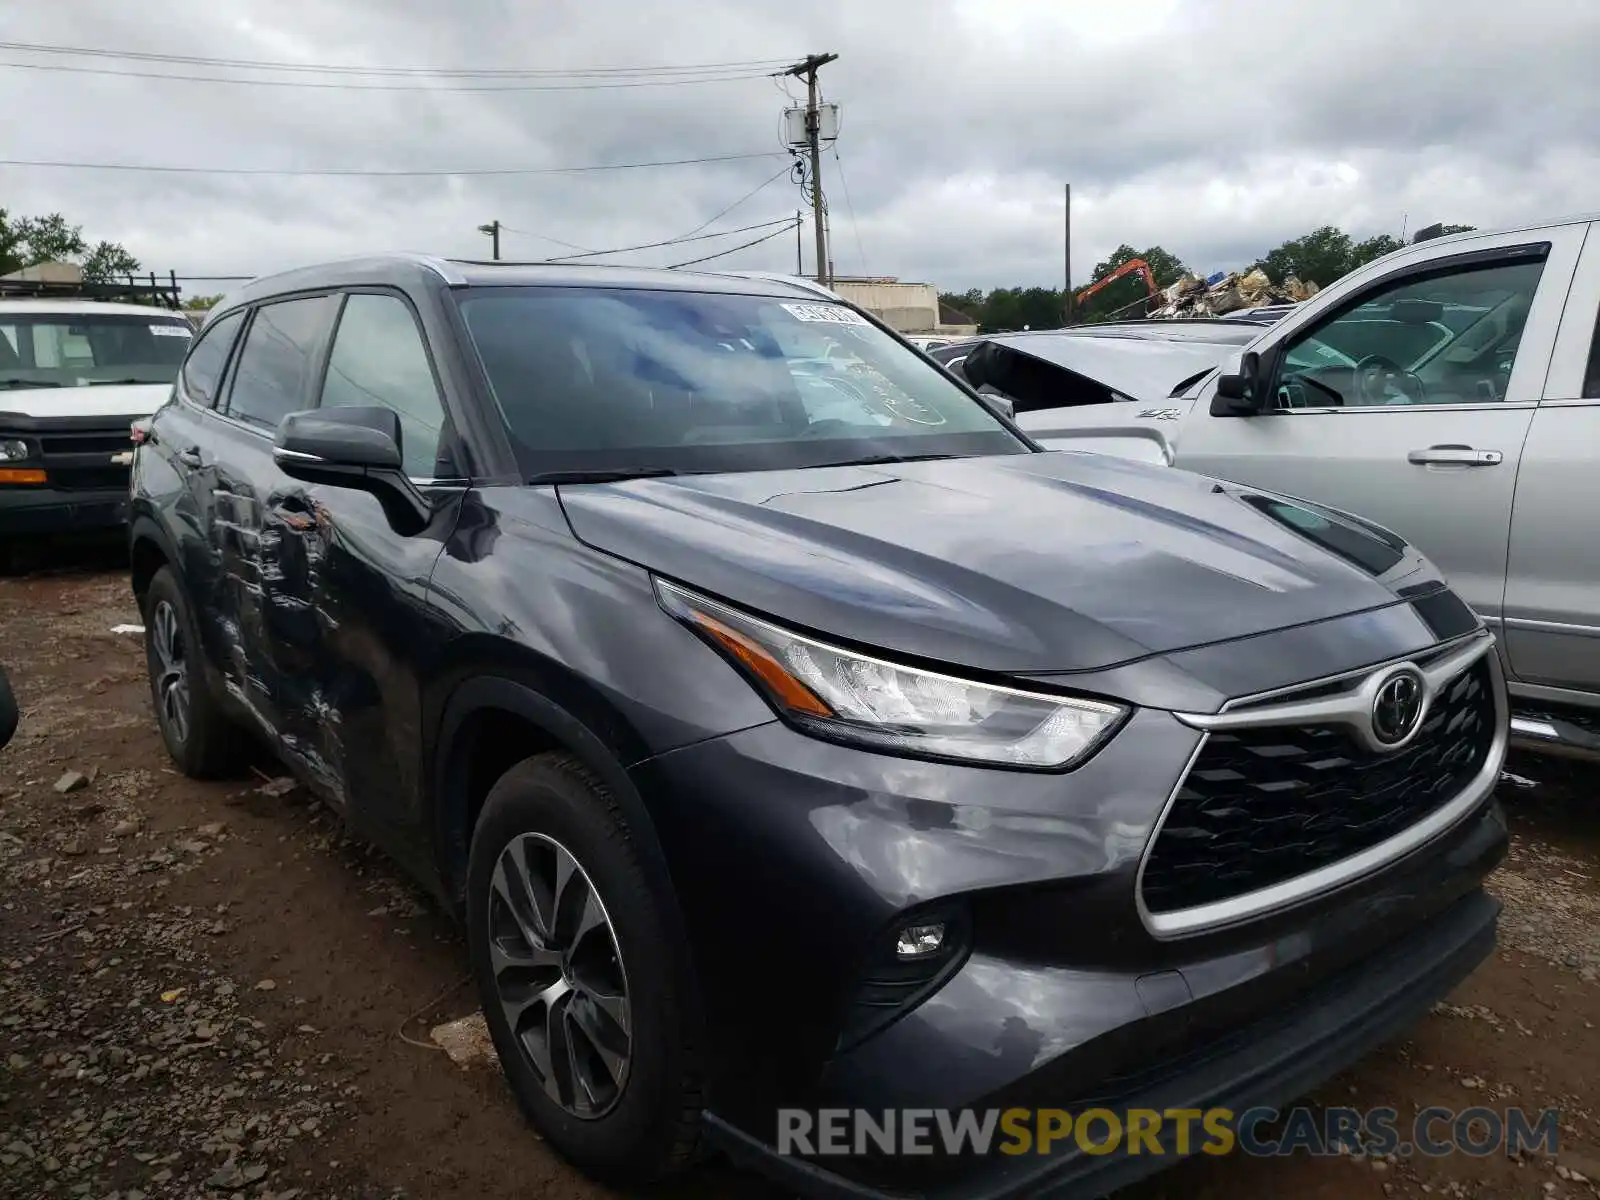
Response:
1212,350,1269,416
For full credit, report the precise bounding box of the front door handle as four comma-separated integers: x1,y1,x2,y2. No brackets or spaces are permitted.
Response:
1407,445,1503,467
176,446,205,468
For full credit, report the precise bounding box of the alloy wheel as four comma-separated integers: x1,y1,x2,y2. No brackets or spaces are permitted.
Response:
487,832,632,1119
151,600,191,745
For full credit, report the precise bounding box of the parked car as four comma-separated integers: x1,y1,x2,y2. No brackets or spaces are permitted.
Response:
970,215,1600,762
0,661,16,751
0,295,194,553
130,254,1508,1199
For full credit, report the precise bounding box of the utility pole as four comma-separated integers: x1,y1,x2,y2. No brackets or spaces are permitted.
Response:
477,220,501,261
1062,184,1073,325
784,52,838,288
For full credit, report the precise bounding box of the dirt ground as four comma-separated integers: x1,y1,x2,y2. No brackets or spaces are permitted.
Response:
2,546,1598,1200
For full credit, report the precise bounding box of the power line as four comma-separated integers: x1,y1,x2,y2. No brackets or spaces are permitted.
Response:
0,58,775,91
0,40,791,78
671,164,796,242
832,147,868,278
547,217,796,263
0,151,788,177
668,221,801,269
498,225,597,255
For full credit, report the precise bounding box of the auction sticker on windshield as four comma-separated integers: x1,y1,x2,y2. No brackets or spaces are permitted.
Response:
782,303,868,326
150,324,192,337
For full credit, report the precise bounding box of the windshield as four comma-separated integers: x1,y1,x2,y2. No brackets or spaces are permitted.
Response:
455,286,1029,477
0,312,193,389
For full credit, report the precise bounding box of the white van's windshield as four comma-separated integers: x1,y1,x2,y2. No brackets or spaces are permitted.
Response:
0,312,193,390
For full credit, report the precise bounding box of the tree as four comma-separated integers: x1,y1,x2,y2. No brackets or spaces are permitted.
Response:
1076,244,1190,323
1255,226,1407,288
1254,226,1354,287
184,292,224,311
0,208,141,282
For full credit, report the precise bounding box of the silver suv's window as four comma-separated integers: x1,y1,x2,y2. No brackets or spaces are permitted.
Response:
1277,258,1545,408
456,286,1025,477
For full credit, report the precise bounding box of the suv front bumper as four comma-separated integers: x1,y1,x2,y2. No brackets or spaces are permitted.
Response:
0,484,128,537
707,880,1502,1200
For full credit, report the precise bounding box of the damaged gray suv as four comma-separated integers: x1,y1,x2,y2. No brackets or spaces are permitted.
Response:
128,256,1508,1199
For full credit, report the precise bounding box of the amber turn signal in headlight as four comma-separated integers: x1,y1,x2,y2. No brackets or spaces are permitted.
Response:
0,468,46,485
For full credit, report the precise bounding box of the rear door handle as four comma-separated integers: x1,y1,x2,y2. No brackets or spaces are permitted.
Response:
176,446,205,468
1407,445,1503,467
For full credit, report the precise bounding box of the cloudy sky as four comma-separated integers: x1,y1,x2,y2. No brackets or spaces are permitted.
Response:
3,0,1598,294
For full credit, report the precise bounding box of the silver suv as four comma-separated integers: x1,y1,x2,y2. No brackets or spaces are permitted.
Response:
997,215,1600,762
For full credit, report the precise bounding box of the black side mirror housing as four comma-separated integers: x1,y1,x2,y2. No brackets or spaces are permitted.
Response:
273,406,430,532
1211,351,1268,416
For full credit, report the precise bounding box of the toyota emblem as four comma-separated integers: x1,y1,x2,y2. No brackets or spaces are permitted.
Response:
1371,667,1425,747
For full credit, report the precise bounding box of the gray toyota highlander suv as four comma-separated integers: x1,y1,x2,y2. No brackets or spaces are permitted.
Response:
128,255,1508,1198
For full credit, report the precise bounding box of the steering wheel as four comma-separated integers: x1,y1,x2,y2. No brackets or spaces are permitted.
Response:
1354,354,1426,405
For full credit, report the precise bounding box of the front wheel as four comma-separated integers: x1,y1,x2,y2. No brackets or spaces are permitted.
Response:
466,753,702,1185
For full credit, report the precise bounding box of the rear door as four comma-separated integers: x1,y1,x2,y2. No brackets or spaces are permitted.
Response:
206,293,341,763
1502,222,1600,693
1179,224,1587,629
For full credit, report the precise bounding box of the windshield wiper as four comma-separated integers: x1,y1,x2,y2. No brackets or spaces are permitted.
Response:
0,379,63,389
824,452,964,467
84,378,157,387
527,466,683,484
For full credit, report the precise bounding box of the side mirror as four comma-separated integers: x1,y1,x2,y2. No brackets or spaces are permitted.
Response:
273,406,430,532
1391,298,1444,325
1212,350,1268,416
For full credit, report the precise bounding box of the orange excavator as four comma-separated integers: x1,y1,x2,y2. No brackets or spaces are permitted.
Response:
1074,258,1160,315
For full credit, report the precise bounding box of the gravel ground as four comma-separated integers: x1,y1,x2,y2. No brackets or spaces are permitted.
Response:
1,550,1597,1200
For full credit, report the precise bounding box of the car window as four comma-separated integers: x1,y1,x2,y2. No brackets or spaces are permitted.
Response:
224,296,336,430
456,287,1026,478
1275,258,1545,409
319,294,448,478
1584,306,1600,399
0,312,192,390
180,310,246,408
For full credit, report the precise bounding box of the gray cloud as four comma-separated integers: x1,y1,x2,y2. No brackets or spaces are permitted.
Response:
3,0,1597,293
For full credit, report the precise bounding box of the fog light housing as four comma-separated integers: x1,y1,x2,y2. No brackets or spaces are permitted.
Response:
895,922,946,959
0,439,30,461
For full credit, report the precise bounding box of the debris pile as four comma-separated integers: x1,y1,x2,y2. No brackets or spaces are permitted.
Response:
1151,268,1319,318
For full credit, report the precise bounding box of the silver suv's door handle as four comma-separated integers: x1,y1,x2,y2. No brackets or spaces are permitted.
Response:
1407,445,1503,467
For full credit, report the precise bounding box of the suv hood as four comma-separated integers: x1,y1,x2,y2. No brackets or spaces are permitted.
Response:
557,451,1433,674
0,383,171,421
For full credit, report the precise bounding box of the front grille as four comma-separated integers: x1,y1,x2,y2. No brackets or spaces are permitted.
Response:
1142,658,1495,916
40,433,130,456
51,466,128,491
33,424,133,492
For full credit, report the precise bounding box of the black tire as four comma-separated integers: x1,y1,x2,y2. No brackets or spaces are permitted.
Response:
141,566,245,778
467,753,702,1185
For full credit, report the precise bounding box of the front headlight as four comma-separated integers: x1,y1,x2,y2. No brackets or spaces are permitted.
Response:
655,579,1128,769
0,438,32,462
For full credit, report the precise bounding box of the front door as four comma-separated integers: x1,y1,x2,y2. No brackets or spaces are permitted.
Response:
1181,226,1586,628
274,288,462,858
